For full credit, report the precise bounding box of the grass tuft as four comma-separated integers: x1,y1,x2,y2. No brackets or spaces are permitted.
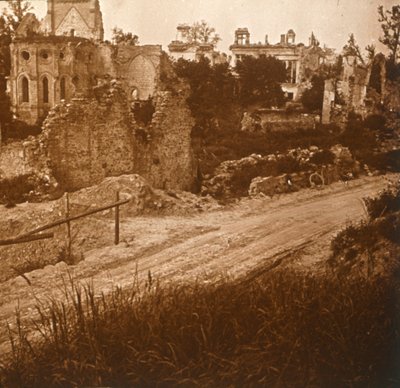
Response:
1,269,399,387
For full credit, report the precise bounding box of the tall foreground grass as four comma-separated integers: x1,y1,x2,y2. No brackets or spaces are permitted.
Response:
1,270,399,387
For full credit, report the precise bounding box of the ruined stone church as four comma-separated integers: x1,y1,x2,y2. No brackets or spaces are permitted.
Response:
3,0,198,193
8,0,160,125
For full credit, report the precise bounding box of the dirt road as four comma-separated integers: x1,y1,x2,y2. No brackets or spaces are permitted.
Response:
0,175,396,356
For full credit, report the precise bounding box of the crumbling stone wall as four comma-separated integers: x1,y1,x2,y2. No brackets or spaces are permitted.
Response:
241,110,318,133
133,89,197,190
42,79,197,192
43,90,136,190
97,44,161,102
0,139,50,179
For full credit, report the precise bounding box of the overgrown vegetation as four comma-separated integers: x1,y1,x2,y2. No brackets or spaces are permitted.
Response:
200,124,340,175
300,74,325,112
0,174,36,206
1,267,399,387
330,182,400,276
235,55,286,107
0,0,32,134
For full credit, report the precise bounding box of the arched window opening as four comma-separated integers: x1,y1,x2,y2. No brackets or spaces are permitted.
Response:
72,76,79,88
131,87,139,101
43,77,49,103
60,77,66,100
21,76,29,102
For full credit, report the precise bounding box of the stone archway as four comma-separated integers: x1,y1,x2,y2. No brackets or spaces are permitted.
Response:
128,55,156,100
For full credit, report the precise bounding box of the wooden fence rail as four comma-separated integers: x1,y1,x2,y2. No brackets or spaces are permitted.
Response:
0,193,130,248
0,233,54,247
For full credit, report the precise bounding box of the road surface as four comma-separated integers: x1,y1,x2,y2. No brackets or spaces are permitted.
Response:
0,175,395,357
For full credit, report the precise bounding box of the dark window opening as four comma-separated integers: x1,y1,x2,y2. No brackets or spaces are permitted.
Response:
21,51,30,61
60,77,66,100
40,50,49,60
22,76,29,102
43,77,49,103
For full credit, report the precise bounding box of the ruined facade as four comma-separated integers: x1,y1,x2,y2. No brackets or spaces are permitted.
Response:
42,0,104,40
230,28,335,100
322,52,373,125
168,24,227,65
8,0,160,125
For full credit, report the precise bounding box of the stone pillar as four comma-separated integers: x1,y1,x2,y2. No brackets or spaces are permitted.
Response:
322,79,336,124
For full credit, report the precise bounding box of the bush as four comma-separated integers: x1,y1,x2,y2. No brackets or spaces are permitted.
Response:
363,185,400,220
2,120,42,141
309,149,335,165
300,75,325,112
0,174,36,205
330,185,400,276
2,270,399,387
338,119,378,162
368,150,400,172
364,114,387,131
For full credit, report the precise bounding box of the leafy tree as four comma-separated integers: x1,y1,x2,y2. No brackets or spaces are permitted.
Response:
174,57,235,134
369,57,383,93
0,0,32,35
365,44,376,62
188,21,220,46
378,5,400,63
301,75,325,112
0,0,32,134
342,33,365,64
112,27,139,45
235,55,286,107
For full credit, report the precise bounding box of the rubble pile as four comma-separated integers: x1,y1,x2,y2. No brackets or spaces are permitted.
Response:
202,145,360,199
69,174,219,217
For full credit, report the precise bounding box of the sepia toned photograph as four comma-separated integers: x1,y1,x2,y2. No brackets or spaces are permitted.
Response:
0,0,399,386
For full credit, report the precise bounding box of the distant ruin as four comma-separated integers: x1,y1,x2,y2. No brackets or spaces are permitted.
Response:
230,28,336,101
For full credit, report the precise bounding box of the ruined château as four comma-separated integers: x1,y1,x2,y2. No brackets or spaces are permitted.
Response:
230,28,335,100
168,24,227,65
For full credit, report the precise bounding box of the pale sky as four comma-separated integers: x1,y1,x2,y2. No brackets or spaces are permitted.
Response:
2,0,399,54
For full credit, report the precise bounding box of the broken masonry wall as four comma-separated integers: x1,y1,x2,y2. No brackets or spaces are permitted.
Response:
43,87,137,191
96,43,162,102
43,77,198,192
0,138,51,180
133,88,198,191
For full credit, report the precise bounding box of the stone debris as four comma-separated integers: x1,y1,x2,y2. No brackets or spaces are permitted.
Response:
202,145,360,199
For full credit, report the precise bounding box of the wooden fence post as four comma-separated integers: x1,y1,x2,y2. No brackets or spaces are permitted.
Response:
65,193,72,258
115,191,120,245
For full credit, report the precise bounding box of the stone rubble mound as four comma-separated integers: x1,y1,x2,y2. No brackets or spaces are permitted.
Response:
202,145,360,199
68,174,219,217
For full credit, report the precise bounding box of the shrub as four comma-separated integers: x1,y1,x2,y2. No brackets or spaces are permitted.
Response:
363,185,400,220
2,120,42,140
0,174,36,205
300,74,325,112
338,119,378,162
364,114,387,131
330,185,400,276
309,149,335,165
368,150,400,172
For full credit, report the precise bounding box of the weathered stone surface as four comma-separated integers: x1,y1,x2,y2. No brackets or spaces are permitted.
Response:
40,79,197,192
249,175,289,197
